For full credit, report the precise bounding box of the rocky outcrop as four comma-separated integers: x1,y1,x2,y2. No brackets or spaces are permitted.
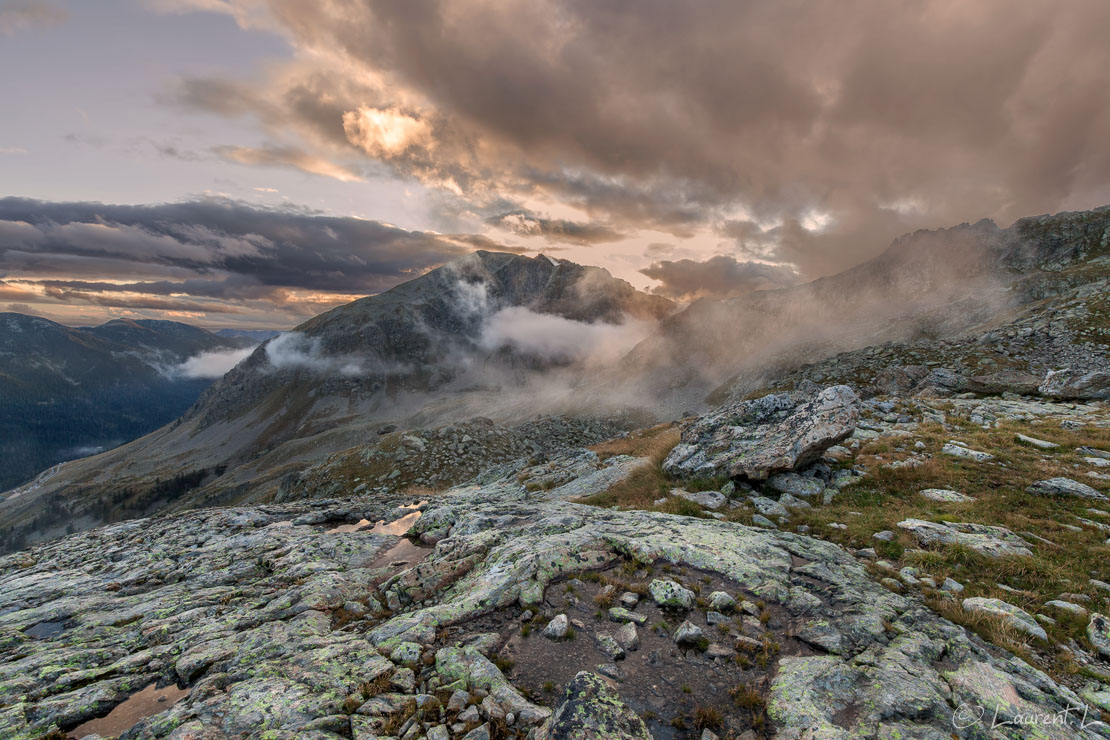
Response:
663,385,860,481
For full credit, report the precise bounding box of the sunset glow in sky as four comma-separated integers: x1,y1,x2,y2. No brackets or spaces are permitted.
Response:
3,0,1110,328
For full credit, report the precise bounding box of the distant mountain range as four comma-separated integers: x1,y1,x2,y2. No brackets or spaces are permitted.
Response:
0,315,259,493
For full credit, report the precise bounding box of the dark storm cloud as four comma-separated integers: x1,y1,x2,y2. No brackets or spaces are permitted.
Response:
173,0,1110,277
640,256,798,301
0,196,477,299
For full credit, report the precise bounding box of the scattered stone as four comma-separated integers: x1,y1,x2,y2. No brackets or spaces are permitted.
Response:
751,496,790,519
705,643,736,660
941,578,964,594
942,443,995,462
543,614,569,640
595,663,624,682
706,611,728,626
1016,433,1059,449
873,530,895,542
962,598,1047,640
919,488,975,503
594,633,626,661
707,591,736,612
462,724,491,740
448,689,471,712
766,472,824,498
607,607,647,625
750,514,777,528
778,492,811,510
458,705,481,724
618,592,639,608
674,620,705,647
1044,600,1089,619
648,579,695,610
615,622,639,652
1026,477,1107,501
673,489,727,510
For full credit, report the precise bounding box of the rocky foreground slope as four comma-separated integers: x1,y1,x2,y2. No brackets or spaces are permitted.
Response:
2,384,1109,739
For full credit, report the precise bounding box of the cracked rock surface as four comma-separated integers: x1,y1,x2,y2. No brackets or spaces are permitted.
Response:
1,444,1107,738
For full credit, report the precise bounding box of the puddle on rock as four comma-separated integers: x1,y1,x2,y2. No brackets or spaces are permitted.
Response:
68,682,189,739
25,620,66,639
370,510,422,535
327,510,423,535
369,537,433,570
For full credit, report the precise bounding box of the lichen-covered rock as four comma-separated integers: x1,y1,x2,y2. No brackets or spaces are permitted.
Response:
672,489,727,509
647,579,695,610
707,591,736,612
533,671,652,740
962,597,1048,641
663,385,860,480
766,473,824,498
1,449,1104,739
1026,477,1108,501
919,488,975,503
1039,368,1110,400
897,518,1034,557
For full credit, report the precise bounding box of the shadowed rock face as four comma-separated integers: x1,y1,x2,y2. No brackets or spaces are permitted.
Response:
663,384,860,481
1,444,1103,739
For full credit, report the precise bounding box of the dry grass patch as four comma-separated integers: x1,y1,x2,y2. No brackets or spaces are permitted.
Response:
796,415,1110,675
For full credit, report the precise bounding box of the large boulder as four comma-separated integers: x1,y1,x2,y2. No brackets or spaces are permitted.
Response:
533,671,652,740
1039,369,1110,400
663,385,860,480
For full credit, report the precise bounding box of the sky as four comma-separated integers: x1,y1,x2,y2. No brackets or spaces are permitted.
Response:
2,0,1110,329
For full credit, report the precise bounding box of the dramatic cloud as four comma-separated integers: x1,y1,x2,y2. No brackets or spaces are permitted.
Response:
159,0,1110,281
640,256,799,301
0,197,491,327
